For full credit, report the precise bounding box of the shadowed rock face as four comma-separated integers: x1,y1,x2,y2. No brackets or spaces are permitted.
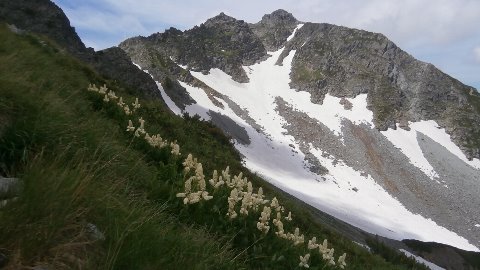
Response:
93,47,163,100
0,0,164,103
120,13,267,84
208,111,250,145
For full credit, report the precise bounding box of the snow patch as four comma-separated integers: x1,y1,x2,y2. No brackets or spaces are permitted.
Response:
132,62,183,115
399,249,445,270
381,121,480,180
179,82,212,120
157,83,182,115
381,125,439,180
286,24,304,42
132,62,143,70
410,121,480,169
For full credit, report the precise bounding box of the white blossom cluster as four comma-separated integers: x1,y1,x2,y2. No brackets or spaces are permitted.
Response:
208,170,224,189
256,206,271,234
202,166,271,219
318,238,346,267
299,253,310,268
176,158,213,204
338,253,347,269
125,117,180,155
88,83,140,115
287,227,305,246
273,212,287,239
175,155,349,268
87,83,180,156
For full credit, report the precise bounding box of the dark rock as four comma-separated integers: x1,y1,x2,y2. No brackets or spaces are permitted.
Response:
0,0,86,56
92,47,164,101
208,111,250,145
402,239,480,270
119,12,267,84
339,98,353,110
0,252,7,268
0,178,22,199
251,9,299,51
86,223,105,241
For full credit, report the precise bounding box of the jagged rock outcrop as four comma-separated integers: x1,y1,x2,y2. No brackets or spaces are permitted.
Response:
0,0,163,102
276,22,480,159
250,9,299,51
120,13,267,83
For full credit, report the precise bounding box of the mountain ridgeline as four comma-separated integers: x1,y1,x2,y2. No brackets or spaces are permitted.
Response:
119,9,480,161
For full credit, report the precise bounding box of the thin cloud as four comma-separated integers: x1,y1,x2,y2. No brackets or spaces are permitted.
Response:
474,47,480,63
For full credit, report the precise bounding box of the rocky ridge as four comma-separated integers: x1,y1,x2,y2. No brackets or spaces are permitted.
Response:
120,12,267,84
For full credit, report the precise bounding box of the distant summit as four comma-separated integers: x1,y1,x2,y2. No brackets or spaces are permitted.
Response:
261,9,298,24
251,9,300,51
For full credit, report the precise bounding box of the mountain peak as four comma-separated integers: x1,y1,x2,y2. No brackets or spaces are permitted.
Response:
260,9,298,24
251,9,299,51
204,12,238,26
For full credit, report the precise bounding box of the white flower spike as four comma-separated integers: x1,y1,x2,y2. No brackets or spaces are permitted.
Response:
132,98,141,110
117,96,125,107
338,253,347,269
299,253,310,268
126,120,135,132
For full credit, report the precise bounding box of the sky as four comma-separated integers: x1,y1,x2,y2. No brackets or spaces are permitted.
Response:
52,0,480,90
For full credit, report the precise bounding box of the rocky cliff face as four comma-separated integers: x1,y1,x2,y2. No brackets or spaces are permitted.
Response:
278,22,480,159
250,9,299,51
0,0,163,102
92,47,163,99
120,13,267,83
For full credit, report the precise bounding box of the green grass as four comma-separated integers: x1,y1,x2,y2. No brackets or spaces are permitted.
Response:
0,24,432,269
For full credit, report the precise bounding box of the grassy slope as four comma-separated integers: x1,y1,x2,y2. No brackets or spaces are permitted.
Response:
0,25,428,269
